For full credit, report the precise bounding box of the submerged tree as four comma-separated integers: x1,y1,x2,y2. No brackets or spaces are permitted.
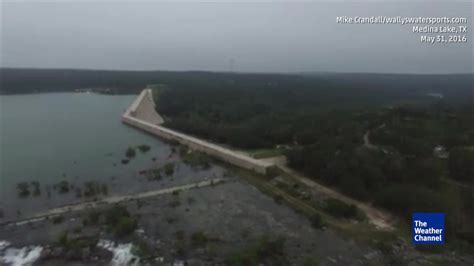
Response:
125,147,136,158
55,180,70,194
164,163,175,176
16,182,30,198
31,181,41,196
137,144,151,153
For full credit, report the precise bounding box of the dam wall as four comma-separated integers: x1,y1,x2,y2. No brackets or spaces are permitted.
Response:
126,88,164,125
122,89,274,175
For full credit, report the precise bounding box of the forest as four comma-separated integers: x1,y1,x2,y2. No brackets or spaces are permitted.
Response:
150,75,473,244
1,68,472,102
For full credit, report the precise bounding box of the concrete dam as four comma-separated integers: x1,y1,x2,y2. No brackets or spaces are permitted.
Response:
121,89,274,175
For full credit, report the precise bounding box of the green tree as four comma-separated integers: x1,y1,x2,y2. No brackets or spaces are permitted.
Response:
16,182,30,198
137,144,151,153
449,147,474,182
164,163,175,176
125,147,136,158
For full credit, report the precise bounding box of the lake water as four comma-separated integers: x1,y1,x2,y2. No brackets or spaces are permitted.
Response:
0,93,220,221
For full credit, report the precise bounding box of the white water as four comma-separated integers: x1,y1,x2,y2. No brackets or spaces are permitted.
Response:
97,239,140,266
0,239,140,266
0,241,43,266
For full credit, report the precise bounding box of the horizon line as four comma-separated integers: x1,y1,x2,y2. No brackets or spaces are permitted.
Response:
1,66,473,76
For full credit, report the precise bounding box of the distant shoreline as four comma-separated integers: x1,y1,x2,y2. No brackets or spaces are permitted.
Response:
1,68,472,96
2,67,473,75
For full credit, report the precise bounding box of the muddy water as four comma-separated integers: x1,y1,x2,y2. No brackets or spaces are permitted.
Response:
0,92,221,222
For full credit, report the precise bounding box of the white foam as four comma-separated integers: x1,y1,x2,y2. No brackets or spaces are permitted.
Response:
0,240,11,250
0,244,43,266
97,239,140,266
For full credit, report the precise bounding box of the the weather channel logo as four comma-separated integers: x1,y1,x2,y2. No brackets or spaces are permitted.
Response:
412,213,445,244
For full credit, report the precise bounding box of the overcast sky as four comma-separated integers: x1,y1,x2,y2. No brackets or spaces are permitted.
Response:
1,1,472,74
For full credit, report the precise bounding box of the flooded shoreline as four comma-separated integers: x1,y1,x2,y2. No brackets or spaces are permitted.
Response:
0,93,217,221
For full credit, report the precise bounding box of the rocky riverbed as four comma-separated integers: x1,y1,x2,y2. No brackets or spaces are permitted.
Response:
2,178,385,265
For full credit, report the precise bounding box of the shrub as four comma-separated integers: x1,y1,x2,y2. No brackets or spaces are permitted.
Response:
165,217,178,224
101,184,108,195
52,215,64,224
56,180,70,194
182,151,211,170
75,187,82,198
104,206,137,238
82,182,108,197
83,210,101,226
309,213,324,229
179,145,188,156
228,236,287,266
114,217,137,237
449,147,474,182
168,139,180,147
31,181,41,196
164,163,175,176
273,194,284,205
302,256,320,266
323,198,361,220
191,231,209,247
374,184,446,219
146,169,162,181
58,231,69,247
131,238,153,258
187,197,196,204
105,205,130,225
126,147,136,158
16,182,30,198
137,144,151,153
169,200,181,208
136,199,144,209
174,230,185,240
241,228,251,239
83,181,99,197
457,231,474,245
57,230,99,254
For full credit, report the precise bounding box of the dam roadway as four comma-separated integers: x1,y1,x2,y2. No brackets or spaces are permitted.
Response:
121,89,274,175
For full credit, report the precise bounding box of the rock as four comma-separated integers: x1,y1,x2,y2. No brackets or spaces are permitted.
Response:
364,251,379,260
51,247,64,257
66,249,80,259
82,247,91,260
40,247,53,260
95,246,113,261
